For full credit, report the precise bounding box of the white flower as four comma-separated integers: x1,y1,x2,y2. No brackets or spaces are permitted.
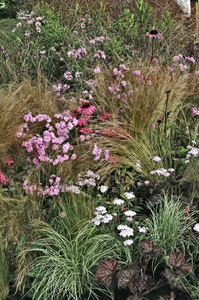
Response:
168,168,175,172
124,239,134,246
98,185,108,193
119,227,134,237
113,199,124,205
138,226,147,233
95,206,107,214
124,192,135,199
144,180,150,185
193,223,199,232
102,214,113,223
117,224,129,230
126,217,133,222
124,210,136,217
152,156,161,162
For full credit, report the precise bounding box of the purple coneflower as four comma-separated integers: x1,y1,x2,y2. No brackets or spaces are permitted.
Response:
146,30,162,39
76,101,96,116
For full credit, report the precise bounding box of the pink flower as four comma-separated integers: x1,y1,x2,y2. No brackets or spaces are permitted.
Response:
76,101,96,116
79,127,93,134
146,30,162,39
0,170,7,185
71,154,77,160
64,71,73,80
192,107,199,116
94,66,101,73
60,212,65,218
36,27,41,33
79,135,85,141
152,156,161,162
78,116,91,126
2,158,14,166
133,70,141,76
104,150,109,160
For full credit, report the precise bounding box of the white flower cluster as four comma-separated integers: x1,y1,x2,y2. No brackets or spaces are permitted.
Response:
77,170,100,187
91,206,113,225
124,192,135,199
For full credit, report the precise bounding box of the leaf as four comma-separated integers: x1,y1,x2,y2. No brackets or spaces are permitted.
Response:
143,275,154,291
162,269,182,290
140,239,161,255
95,260,118,288
117,269,135,290
168,252,193,275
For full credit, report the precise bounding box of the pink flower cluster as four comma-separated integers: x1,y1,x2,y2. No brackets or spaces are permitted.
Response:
92,145,109,161
172,54,183,62
68,48,87,59
0,170,7,185
12,11,44,35
77,14,92,29
192,107,199,116
93,50,109,60
2,158,14,166
17,111,78,168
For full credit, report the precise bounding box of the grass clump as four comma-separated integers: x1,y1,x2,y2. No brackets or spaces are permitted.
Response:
17,222,123,300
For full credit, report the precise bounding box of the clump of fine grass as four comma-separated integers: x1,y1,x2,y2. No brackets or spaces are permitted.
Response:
0,77,59,159
144,192,196,254
0,192,42,248
82,60,198,179
16,221,123,300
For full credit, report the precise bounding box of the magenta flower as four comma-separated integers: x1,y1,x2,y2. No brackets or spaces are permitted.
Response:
146,30,162,39
76,101,96,116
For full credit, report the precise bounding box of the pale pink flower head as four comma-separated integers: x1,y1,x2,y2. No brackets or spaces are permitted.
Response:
60,212,65,218
146,30,162,39
152,156,161,162
133,70,141,76
191,107,199,116
71,154,77,160
76,101,96,116
94,66,101,74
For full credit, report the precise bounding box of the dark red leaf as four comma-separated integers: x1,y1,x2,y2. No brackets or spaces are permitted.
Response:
117,269,135,290
95,260,118,288
168,252,193,275
140,239,161,255
162,269,182,290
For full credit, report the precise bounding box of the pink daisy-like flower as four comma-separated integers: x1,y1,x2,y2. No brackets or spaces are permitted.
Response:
79,126,93,134
36,27,41,33
146,30,162,39
76,101,96,116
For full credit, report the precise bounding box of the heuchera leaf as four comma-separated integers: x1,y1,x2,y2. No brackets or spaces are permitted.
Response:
168,252,193,275
162,269,182,290
140,239,161,255
95,260,118,288
117,269,135,290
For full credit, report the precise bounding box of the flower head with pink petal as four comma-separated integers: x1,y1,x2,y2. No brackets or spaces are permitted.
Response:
76,101,96,116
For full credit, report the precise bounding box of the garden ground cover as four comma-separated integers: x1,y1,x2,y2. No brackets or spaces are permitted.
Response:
0,0,199,299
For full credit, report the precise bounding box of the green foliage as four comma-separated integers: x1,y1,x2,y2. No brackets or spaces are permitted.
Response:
20,222,123,300
144,193,196,254
0,233,9,299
